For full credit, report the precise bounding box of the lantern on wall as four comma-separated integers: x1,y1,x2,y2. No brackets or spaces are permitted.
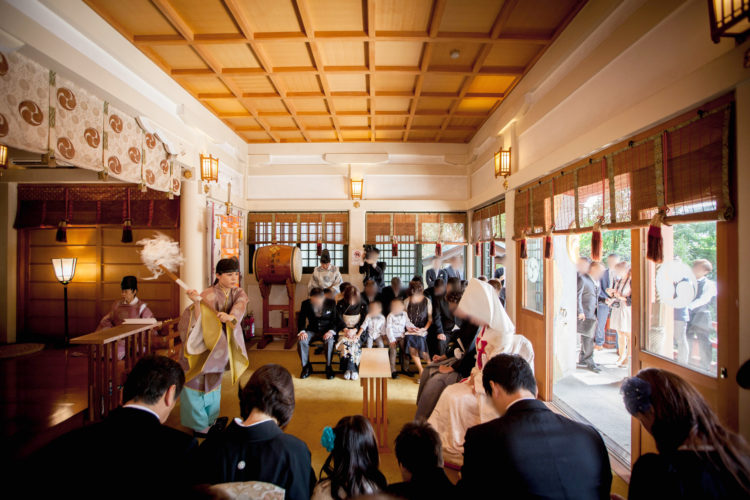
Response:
494,148,511,189
350,178,364,200
707,0,750,43
200,154,219,193
0,144,8,169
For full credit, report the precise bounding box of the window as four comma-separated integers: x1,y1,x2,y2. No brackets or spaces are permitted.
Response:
643,221,718,376
247,212,349,273
523,238,544,314
473,202,506,279
376,235,417,283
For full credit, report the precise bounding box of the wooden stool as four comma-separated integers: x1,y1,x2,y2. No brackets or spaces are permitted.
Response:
359,348,391,452
258,279,296,349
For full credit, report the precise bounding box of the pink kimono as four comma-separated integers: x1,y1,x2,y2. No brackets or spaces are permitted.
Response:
97,298,155,359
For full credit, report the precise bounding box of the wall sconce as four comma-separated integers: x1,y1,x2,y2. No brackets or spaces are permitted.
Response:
200,154,219,193
350,178,364,200
0,144,8,169
708,0,750,43
494,148,511,189
52,257,77,344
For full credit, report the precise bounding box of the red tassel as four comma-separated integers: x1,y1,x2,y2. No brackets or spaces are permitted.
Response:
519,232,528,260
543,232,553,260
591,220,602,262
475,241,481,255
435,242,442,257
56,220,67,243
392,242,398,257
121,219,133,243
489,239,496,257
647,212,665,263
316,240,322,256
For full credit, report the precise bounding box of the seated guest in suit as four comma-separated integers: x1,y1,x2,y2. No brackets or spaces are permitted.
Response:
194,364,316,500
31,355,196,499
425,277,446,301
334,282,352,303
426,257,447,288
387,421,455,500
297,287,338,380
361,278,382,306
324,287,335,301
429,285,461,357
618,369,750,499
461,354,612,499
314,415,387,500
381,277,406,317
446,276,461,294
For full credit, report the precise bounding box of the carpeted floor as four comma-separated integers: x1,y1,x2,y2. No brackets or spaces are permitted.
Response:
166,346,419,483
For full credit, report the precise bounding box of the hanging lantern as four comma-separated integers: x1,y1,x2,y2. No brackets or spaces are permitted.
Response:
317,237,323,256
647,211,666,263
435,242,442,257
200,153,220,193
494,147,512,189
543,227,554,260
121,188,133,243
0,144,8,168
591,219,603,262
475,241,481,256
350,178,364,200
489,238,496,257
519,230,528,260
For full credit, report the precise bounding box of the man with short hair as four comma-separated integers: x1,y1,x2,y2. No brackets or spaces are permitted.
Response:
360,245,386,291
444,255,463,281
578,261,604,372
381,276,406,317
387,421,455,500
426,256,447,288
361,278,381,306
687,259,717,372
31,355,196,499
297,287,337,380
595,253,620,348
461,354,611,499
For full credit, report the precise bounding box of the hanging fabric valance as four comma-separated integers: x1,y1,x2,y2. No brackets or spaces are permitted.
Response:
365,212,467,245
514,93,734,238
0,52,180,196
472,199,505,243
247,212,349,245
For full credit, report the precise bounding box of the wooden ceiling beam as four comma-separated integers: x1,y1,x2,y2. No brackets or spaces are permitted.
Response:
150,0,279,143
366,0,376,142
293,0,344,142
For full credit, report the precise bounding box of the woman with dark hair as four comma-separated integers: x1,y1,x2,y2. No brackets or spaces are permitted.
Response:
403,280,433,379
193,364,316,500
619,368,750,499
335,286,368,380
313,415,387,499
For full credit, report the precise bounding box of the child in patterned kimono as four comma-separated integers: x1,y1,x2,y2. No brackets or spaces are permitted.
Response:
178,258,249,436
97,276,154,359
335,286,367,381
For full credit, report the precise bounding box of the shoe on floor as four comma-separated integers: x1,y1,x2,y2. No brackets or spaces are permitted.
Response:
587,364,602,373
351,372,359,381
300,364,312,379
391,371,399,379
344,370,351,380
326,366,335,380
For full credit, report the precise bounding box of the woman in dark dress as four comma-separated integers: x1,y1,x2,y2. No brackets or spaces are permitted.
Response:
193,364,316,500
619,368,750,499
403,280,433,380
335,286,368,380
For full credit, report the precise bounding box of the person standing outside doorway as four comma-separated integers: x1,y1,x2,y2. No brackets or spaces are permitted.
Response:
596,254,620,349
578,261,604,372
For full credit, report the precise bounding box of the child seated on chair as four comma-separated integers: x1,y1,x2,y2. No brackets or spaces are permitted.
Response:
336,327,362,381
386,298,416,379
358,300,387,348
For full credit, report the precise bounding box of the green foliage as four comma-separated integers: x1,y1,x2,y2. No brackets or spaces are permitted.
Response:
579,230,632,262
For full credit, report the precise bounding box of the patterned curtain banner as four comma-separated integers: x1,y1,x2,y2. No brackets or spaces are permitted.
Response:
104,103,142,183
50,74,104,171
0,52,49,153
170,160,182,195
140,130,171,192
220,214,241,259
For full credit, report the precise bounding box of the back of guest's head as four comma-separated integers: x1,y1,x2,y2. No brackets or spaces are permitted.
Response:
433,278,445,289
446,291,463,304
394,421,442,476
320,249,331,264
123,355,184,404
477,275,488,282
364,279,376,290
692,258,713,274
239,364,295,427
482,354,537,396
343,285,361,304
310,287,325,298
488,279,502,293
460,280,468,290
390,277,401,287
622,369,750,492
446,276,461,292
408,280,424,296
323,415,385,498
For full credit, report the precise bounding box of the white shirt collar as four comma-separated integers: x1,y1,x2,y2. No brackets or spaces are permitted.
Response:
234,417,274,428
505,396,536,412
127,297,139,306
124,403,161,421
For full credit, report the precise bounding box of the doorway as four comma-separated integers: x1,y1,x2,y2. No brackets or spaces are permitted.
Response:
551,229,633,462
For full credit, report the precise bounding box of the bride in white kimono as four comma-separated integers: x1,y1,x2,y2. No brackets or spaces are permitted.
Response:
427,278,534,467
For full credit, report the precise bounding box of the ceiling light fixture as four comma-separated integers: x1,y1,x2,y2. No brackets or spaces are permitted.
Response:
450,49,460,59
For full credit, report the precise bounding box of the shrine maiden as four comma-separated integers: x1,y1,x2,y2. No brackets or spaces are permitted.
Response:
97,276,154,329
178,258,249,436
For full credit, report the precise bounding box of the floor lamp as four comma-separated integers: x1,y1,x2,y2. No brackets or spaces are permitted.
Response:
52,258,77,345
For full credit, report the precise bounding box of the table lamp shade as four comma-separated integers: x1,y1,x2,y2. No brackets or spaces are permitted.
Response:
52,258,77,284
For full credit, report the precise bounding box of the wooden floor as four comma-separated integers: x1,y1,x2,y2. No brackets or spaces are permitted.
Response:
0,346,89,469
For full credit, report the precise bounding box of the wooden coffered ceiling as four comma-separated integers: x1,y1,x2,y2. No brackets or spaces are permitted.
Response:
84,0,586,143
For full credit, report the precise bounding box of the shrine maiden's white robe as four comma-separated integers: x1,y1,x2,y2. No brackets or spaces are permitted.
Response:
427,279,535,466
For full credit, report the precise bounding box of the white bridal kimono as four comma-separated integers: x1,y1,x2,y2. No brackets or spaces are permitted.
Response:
427,279,535,466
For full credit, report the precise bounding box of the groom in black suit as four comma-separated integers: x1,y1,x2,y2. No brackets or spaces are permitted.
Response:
461,354,611,500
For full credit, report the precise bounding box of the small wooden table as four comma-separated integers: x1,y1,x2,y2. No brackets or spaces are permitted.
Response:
359,348,391,452
71,322,161,422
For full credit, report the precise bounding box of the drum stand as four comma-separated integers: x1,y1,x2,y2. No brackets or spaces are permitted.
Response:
257,279,297,349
